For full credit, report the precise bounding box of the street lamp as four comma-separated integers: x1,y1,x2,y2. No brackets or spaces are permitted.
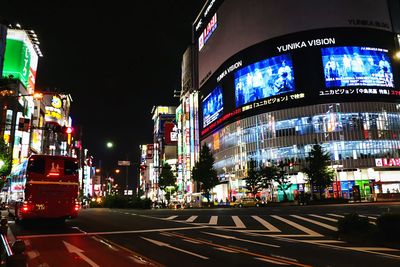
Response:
115,169,120,174
106,142,114,149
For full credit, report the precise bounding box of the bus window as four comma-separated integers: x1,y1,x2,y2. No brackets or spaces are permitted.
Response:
27,158,45,174
64,160,79,175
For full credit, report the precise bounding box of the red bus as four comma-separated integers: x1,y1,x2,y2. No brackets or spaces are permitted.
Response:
7,155,80,222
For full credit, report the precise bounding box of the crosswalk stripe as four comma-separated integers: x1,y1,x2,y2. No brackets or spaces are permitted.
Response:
271,215,323,237
327,213,345,218
209,216,218,225
165,216,178,220
309,214,338,222
291,215,338,231
255,257,289,265
186,216,198,222
232,216,246,228
251,216,281,232
359,215,377,220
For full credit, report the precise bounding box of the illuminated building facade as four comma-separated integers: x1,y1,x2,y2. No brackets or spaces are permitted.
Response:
176,46,201,201
151,106,178,201
194,0,400,201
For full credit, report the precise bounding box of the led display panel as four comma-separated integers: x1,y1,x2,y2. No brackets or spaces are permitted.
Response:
202,85,223,127
234,54,295,107
322,46,394,88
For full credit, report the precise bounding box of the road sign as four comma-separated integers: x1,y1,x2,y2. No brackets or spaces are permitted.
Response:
118,160,130,166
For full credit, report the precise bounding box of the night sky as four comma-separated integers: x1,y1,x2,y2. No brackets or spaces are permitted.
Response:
1,1,206,186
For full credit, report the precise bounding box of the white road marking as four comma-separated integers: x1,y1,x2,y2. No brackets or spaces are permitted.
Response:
91,236,119,251
359,215,377,225
214,247,239,253
140,237,209,260
63,241,100,267
182,239,200,244
186,216,198,223
251,216,281,232
309,214,338,222
232,216,246,228
209,216,218,225
272,235,400,260
202,232,280,248
348,247,400,252
298,239,345,244
270,215,323,237
129,256,149,265
255,257,289,265
291,215,338,231
359,215,377,220
165,216,178,220
18,225,209,239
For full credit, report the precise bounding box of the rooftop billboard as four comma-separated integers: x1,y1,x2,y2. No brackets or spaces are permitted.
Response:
2,29,39,93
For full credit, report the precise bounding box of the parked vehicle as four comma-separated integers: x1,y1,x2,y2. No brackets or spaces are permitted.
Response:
168,200,184,210
234,197,265,208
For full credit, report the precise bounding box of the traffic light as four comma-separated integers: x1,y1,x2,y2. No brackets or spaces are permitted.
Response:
289,162,294,170
61,126,74,134
61,126,74,145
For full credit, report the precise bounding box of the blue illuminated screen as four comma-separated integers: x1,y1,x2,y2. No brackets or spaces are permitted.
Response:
234,54,295,107
321,46,394,88
203,86,223,128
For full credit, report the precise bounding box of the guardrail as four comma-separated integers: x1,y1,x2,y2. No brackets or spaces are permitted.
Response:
0,216,26,266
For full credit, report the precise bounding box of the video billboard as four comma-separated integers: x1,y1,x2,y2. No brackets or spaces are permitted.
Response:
234,54,295,107
195,0,392,88
199,27,400,137
322,46,394,88
202,85,223,127
2,29,39,93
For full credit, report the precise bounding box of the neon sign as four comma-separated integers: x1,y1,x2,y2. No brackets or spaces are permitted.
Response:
198,13,217,51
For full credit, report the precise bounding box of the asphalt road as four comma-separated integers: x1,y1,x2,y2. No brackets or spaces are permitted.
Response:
6,202,400,267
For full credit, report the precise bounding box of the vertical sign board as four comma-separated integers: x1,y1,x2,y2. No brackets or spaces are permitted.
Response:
2,29,39,93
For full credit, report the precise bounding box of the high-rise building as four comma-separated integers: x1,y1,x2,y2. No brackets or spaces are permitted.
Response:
193,0,400,202
151,106,178,201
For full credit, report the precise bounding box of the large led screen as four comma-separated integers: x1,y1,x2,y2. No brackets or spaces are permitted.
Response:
322,46,394,88
234,54,295,107
203,86,223,128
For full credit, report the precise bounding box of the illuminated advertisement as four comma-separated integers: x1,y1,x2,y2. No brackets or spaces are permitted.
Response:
2,30,39,93
198,13,217,51
199,27,400,137
202,85,223,127
322,46,394,88
234,54,295,107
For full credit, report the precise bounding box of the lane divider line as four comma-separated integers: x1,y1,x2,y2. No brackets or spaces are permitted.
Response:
166,232,310,267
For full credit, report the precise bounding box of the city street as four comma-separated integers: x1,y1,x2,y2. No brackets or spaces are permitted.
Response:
7,202,400,267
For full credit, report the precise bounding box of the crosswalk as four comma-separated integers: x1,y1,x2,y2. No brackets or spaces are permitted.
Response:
161,213,377,237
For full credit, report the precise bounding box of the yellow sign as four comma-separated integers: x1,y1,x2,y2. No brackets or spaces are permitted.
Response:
51,96,62,109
